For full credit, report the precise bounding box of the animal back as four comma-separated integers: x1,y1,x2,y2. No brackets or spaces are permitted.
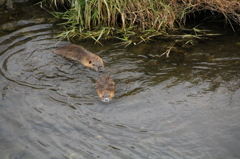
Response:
53,44,92,61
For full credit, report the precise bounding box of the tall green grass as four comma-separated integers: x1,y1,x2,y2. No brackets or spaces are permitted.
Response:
41,0,240,45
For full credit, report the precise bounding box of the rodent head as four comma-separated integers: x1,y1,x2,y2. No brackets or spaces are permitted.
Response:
99,90,114,102
95,75,115,102
85,56,104,72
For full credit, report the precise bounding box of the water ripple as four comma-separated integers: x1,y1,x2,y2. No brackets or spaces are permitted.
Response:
1,22,240,159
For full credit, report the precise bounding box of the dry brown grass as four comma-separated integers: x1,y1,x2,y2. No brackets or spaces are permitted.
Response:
174,0,240,27
122,0,240,30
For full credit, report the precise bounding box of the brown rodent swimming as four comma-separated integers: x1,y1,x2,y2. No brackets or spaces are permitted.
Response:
53,44,104,71
95,75,115,102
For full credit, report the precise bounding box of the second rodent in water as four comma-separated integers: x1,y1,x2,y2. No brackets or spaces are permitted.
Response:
53,44,104,71
95,75,115,102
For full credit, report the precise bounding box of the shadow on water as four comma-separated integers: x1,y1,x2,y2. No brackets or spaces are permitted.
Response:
1,14,240,159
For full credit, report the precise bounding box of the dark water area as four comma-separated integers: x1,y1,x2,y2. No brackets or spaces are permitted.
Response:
1,5,240,159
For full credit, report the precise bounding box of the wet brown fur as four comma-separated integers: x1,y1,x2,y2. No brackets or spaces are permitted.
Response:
53,44,104,71
95,75,115,101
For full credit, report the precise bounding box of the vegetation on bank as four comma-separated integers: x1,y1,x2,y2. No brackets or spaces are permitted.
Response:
41,0,240,46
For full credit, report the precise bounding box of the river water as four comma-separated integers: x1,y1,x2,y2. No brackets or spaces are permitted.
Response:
1,6,240,159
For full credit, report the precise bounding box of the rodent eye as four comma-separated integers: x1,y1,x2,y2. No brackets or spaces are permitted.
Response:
89,61,92,64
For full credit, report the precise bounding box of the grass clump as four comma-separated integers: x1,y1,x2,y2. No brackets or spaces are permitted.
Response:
41,0,240,45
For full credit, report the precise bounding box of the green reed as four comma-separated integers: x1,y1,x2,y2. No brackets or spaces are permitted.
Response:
41,0,240,45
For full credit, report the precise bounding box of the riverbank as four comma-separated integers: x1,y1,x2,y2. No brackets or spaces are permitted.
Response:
41,0,240,46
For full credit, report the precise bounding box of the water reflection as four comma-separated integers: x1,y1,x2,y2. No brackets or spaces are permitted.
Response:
0,22,240,159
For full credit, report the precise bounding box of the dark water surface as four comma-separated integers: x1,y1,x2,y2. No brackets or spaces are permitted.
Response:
1,21,240,159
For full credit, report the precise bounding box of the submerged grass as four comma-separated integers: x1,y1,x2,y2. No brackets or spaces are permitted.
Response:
41,0,240,45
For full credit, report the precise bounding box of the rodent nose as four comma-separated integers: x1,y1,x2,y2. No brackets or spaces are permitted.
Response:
98,66,104,72
102,98,110,102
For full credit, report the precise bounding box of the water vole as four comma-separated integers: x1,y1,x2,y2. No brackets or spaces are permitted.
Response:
53,44,104,71
95,75,115,102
